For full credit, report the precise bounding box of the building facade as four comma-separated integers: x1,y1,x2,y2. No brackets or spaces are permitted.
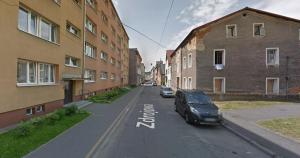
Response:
171,7,300,98
83,0,129,97
0,0,129,128
165,50,174,87
129,48,143,86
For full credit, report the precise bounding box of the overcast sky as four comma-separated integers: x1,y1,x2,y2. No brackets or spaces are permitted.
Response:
112,0,300,71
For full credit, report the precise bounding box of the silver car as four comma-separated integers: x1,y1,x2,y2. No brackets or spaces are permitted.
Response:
160,87,175,98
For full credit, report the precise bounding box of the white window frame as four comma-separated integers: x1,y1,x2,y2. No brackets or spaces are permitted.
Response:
188,77,192,90
66,22,80,37
183,57,187,69
17,60,37,86
188,54,192,68
36,105,44,113
226,24,237,38
111,73,116,80
18,6,58,43
183,77,187,89
85,17,95,33
100,71,108,80
100,51,108,61
26,108,33,115
86,0,96,8
266,77,280,95
213,77,226,94
17,60,56,86
84,69,96,83
85,42,96,58
213,49,226,66
266,48,279,66
65,56,80,67
38,63,55,85
253,23,265,37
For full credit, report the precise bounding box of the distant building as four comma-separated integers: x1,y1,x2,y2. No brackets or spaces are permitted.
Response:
171,7,300,99
152,61,165,85
145,72,152,81
129,48,143,86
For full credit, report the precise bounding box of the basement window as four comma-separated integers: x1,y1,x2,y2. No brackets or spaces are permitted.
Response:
226,24,237,38
253,23,265,37
36,105,45,113
26,108,33,115
266,78,279,95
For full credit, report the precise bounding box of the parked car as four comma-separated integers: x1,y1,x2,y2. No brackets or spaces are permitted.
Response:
160,87,175,98
175,90,222,125
143,81,153,86
153,82,157,86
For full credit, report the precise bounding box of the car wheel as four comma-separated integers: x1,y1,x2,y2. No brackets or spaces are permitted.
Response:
185,112,192,124
175,105,178,112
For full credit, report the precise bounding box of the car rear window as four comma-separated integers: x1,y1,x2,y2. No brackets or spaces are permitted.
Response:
164,88,172,91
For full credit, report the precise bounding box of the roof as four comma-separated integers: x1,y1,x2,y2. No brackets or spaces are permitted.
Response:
129,48,142,61
171,7,300,57
165,50,174,64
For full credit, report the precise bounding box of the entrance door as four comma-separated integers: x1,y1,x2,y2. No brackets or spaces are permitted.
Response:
64,81,73,104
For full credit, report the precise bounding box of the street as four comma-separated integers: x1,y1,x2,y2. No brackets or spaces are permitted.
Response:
86,86,269,158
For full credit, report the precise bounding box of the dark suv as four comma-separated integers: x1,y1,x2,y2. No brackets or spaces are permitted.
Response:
175,90,222,125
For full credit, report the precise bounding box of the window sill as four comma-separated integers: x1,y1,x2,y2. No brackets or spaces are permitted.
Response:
66,30,81,39
84,81,96,84
85,28,97,36
17,83,57,87
18,29,60,46
65,64,80,68
85,55,97,60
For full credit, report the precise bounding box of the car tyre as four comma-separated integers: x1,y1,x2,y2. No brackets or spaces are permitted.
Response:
174,105,178,112
185,112,192,124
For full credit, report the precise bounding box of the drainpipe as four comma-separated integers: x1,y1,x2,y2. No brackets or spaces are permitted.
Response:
81,0,87,100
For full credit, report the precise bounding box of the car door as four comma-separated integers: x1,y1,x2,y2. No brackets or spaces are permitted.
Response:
178,93,185,115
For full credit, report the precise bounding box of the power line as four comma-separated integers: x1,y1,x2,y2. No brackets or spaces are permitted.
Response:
122,23,166,48
159,0,174,44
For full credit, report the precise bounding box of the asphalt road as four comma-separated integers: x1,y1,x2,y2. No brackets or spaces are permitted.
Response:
87,86,270,158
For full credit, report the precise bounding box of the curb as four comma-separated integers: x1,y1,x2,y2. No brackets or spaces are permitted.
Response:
222,118,300,158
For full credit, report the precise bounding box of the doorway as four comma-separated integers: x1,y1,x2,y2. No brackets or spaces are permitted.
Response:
64,81,73,104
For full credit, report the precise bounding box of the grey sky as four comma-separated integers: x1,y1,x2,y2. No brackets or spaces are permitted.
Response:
113,0,300,71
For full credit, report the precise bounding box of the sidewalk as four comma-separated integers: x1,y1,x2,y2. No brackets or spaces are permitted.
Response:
24,87,142,158
223,103,300,158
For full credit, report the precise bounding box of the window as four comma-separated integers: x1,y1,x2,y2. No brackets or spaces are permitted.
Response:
17,60,36,84
84,69,96,83
100,51,108,61
266,78,279,95
214,49,225,70
85,17,96,33
36,105,45,113
18,7,58,43
100,71,108,80
116,61,121,68
110,57,116,65
188,77,192,90
39,63,55,84
65,56,80,67
266,48,279,66
183,57,186,69
111,73,116,80
26,108,33,115
253,23,265,36
85,42,96,58
111,26,116,37
226,24,237,38
73,0,82,6
111,42,116,51
86,0,96,8
17,59,56,86
101,32,108,43
188,54,192,68
66,22,80,37
53,0,61,5
102,12,108,25
214,77,225,94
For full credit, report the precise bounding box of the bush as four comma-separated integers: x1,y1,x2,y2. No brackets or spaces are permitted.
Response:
46,113,61,125
30,117,44,127
65,105,78,116
13,123,31,138
55,109,66,118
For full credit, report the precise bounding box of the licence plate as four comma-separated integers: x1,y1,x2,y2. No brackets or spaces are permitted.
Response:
205,118,216,122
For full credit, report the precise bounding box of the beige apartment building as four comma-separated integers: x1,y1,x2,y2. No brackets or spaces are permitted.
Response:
83,0,129,97
0,0,129,128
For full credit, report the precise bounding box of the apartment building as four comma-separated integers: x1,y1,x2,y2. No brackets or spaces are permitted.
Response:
0,0,85,127
129,48,143,86
171,7,300,98
83,0,129,96
152,61,165,85
165,50,174,87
